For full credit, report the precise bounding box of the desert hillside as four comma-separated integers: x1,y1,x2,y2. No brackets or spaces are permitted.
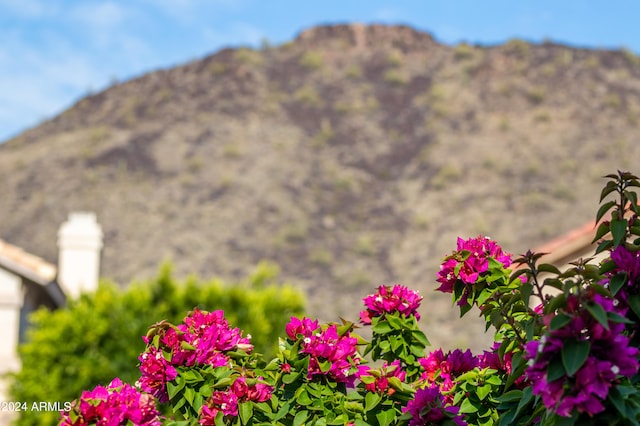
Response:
3,24,640,350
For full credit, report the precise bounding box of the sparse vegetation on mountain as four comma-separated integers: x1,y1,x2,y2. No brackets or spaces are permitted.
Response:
2,24,640,350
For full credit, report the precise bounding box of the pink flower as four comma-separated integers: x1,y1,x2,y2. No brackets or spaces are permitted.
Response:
404,386,467,426
199,391,239,424
525,294,639,417
436,236,513,306
230,377,273,403
180,309,253,361
137,309,254,405
285,317,320,340
360,284,423,324
137,345,178,402
298,323,361,383
60,378,160,426
419,349,477,402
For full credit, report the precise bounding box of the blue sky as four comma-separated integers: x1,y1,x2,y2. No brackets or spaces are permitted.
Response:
1,0,638,142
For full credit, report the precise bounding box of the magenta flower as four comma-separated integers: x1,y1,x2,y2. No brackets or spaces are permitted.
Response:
611,245,640,286
289,320,361,383
230,376,273,403
137,309,253,403
420,349,477,401
359,284,423,324
525,294,639,417
179,309,253,361
404,385,467,426
199,390,239,425
137,345,178,402
285,316,320,340
436,236,513,306
60,378,161,426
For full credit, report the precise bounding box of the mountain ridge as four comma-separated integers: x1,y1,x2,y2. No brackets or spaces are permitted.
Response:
3,23,640,350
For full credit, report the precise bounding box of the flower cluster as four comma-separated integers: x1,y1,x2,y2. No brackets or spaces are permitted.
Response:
138,309,253,402
610,245,640,300
525,294,640,416
420,349,477,401
59,169,640,425
359,284,423,324
404,385,467,426
199,377,273,424
436,235,513,298
357,360,407,395
60,378,160,426
286,317,361,383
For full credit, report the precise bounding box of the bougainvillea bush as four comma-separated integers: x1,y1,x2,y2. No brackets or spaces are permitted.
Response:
59,171,640,425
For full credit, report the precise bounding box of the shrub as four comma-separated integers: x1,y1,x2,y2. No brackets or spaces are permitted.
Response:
299,51,323,70
56,170,640,425
10,262,304,425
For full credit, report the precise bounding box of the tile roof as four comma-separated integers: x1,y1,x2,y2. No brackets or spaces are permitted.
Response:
532,221,598,266
0,239,57,285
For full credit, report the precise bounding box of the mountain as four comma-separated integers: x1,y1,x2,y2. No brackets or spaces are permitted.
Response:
3,24,640,351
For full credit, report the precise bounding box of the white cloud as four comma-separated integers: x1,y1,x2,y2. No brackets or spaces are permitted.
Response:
69,1,131,30
373,7,404,22
0,0,57,19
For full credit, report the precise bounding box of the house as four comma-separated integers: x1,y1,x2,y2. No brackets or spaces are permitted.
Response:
0,212,103,406
531,220,604,268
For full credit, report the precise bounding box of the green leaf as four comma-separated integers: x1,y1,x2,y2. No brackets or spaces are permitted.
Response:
386,314,403,330
184,386,195,406
375,409,396,426
549,313,572,330
459,302,472,317
239,402,253,424
214,411,225,426
625,190,638,208
520,282,533,306
295,389,312,406
476,288,493,306
459,397,479,413
273,402,290,421
547,357,566,382
282,371,302,384
596,239,614,254
553,413,579,426
537,263,561,275
596,201,616,223
561,339,590,377
514,386,534,418
372,320,392,334
292,410,308,426
611,218,628,247
607,311,635,324
476,384,492,400
411,329,430,347
585,302,610,330
628,294,640,318
609,273,627,296
364,391,382,411
608,387,627,418
496,389,523,404
167,380,185,399
600,181,618,202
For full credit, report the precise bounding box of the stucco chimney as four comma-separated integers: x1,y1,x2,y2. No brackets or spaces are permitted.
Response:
57,212,103,299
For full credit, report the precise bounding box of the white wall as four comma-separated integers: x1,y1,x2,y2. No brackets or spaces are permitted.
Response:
57,212,103,299
0,268,22,405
